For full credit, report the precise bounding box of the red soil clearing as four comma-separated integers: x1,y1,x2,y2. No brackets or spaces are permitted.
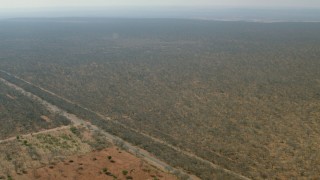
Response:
16,147,177,180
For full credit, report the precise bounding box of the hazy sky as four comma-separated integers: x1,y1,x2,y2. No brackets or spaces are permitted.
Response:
1,0,320,9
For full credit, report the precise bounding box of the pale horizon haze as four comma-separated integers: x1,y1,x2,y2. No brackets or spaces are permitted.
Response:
1,0,320,9
1,0,320,21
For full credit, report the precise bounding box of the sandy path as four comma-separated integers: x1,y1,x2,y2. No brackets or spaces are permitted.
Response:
0,125,71,144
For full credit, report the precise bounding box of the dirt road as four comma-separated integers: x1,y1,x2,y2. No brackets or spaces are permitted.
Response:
0,70,252,180
0,76,199,180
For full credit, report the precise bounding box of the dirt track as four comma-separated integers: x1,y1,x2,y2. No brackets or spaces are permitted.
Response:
0,125,71,144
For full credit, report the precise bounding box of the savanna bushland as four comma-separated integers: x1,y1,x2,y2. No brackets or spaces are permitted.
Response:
1,18,320,179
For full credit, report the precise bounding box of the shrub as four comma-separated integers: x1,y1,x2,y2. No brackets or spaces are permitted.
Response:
122,170,128,175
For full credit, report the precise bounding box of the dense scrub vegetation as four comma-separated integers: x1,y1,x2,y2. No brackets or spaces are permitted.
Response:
1,18,320,179
0,81,70,139
0,70,228,180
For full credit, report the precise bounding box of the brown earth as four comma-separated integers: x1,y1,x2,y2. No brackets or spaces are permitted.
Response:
15,147,177,180
40,115,51,123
